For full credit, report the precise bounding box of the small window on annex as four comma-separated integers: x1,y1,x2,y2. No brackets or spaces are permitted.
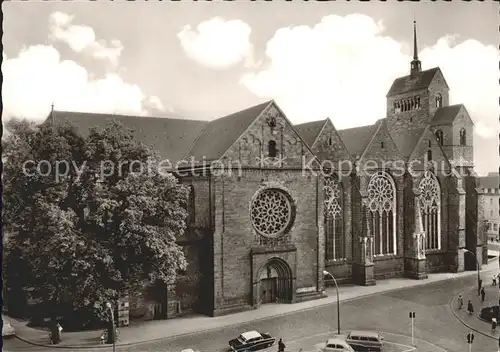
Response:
268,140,277,157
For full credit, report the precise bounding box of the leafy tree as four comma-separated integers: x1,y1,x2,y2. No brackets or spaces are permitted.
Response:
3,119,188,329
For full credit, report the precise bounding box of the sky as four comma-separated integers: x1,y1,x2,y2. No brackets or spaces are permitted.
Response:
2,1,499,175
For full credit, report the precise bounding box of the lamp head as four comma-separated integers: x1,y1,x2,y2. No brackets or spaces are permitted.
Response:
105,302,112,309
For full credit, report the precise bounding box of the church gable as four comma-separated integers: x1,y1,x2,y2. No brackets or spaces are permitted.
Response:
408,127,451,174
428,68,449,90
358,120,402,169
452,106,473,126
311,118,353,168
222,101,320,169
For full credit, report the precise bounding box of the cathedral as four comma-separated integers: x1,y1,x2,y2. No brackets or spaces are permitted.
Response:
48,22,486,320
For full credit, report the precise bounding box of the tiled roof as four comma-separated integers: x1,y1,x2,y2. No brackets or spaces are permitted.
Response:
479,176,499,189
431,104,464,125
390,127,427,160
386,67,440,97
47,111,208,164
294,119,327,147
186,101,272,161
337,122,378,158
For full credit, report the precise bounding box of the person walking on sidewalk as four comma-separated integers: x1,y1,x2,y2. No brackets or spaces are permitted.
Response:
278,338,286,352
467,300,474,315
457,294,464,310
481,287,486,303
493,274,497,286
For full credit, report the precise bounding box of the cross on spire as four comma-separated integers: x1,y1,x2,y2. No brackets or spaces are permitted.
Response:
410,20,422,77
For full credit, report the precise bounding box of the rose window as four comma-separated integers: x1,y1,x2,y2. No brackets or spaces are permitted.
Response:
250,189,292,238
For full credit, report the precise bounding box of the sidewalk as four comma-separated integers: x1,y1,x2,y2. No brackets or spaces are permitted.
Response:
10,259,500,349
451,262,500,340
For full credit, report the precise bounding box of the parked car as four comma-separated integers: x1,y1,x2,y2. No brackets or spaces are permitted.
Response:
228,330,275,351
345,330,383,352
2,315,16,337
321,338,355,352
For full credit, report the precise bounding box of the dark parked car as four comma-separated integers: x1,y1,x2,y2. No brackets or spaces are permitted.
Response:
228,330,275,351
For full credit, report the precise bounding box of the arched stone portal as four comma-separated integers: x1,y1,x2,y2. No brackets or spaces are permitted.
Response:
257,258,293,304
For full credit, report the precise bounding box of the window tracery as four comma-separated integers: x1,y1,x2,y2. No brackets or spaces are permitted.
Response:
251,189,293,238
367,171,397,256
419,172,441,250
324,177,344,260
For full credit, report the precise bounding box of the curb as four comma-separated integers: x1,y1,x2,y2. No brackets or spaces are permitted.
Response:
449,285,498,340
13,268,498,350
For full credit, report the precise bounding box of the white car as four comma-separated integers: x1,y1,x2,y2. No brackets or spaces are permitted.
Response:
321,338,355,352
2,316,15,337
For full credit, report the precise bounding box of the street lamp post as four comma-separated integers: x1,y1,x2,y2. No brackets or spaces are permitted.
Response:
464,249,481,296
323,270,341,335
105,302,116,352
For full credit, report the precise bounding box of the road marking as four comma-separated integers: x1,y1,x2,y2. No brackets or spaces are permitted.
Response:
253,331,421,352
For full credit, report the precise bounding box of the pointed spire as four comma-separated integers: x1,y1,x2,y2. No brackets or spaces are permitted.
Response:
50,101,55,124
410,20,422,77
413,20,418,61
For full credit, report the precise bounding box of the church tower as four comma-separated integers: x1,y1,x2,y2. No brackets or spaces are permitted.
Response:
410,21,422,78
386,21,450,133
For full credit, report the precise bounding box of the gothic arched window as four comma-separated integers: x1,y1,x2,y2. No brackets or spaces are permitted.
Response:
459,128,466,146
427,149,432,162
435,129,444,146
419,172,441,250
268,140,277,157
324,176,344,260
435,94,443,108
367,171,397,256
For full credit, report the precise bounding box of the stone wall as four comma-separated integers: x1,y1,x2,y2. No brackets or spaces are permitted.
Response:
211,168,323,316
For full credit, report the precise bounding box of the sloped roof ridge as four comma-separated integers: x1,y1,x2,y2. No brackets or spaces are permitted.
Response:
53,110,206,123
183,100,272,162
327,118,355,162
358,121,384,161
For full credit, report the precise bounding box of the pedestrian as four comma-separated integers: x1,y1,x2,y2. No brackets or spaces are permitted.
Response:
481,287,486,303
468,300,474,315
458,294,464,310
493,317,497,332
278,338,286,352
493,274,497,286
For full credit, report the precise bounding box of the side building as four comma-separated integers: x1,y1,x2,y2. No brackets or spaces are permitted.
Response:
478,172,500,241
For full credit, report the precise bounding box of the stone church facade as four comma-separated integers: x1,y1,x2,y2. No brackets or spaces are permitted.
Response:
49,23,486,320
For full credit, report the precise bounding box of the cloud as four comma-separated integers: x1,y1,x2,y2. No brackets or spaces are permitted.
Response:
178,17,254,69
2,45,154,120
49,11,123,66
241,14,499,175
